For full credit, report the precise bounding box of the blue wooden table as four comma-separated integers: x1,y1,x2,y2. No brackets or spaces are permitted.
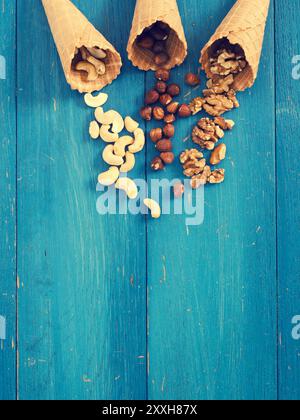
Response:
0,0,299,401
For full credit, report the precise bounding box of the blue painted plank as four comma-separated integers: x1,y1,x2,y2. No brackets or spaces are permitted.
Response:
276,0,300,401
17,0,146,400
147,0,277,400
0,0,17,401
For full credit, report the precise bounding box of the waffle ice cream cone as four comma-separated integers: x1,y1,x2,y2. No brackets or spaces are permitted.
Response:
127,0,187,71
200,0,270,91
42,0,122,93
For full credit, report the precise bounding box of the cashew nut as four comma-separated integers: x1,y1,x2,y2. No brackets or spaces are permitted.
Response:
128,128,145,153
80,47,88,60
75,61,98,81
120,152,135,173
144,198,161,219
89,120,100,139
124,116,139,133
95,107,104,123
112,113,125,134
84,92,108,108
115,177,138,200
98,166,119,186
87,47,107,60
114,136,134,157
87,55,106,76
100,125,119,143
102,145,124,166
96,110,124,134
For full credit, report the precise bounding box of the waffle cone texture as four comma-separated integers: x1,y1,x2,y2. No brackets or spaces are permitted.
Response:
127,0,187,71
200,0,271,91
42,0,122,93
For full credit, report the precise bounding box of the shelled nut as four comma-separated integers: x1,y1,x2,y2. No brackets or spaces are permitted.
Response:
163,124,175,138
154,52,170,66
150,128,163,143
153,106,165,121
138,35,155,49
178,104,192,118
185,73,200,86
155,69,170,82
140,106,152,121
160,152,175,164
166,102,180,114
155,81,167,94
164,114,176,124
167,84,181,97
159,94,172,107
144,198,161,219
145,90,159,105
151,156,165,171
173,182,185,198
210,143,227,165
156,139,172,152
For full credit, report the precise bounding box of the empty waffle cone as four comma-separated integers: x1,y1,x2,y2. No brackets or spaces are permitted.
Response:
42,0,122,93
127,0,187,71
200,0,270,91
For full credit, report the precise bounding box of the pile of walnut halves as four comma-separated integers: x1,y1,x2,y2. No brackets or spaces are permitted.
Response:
180,42,246,188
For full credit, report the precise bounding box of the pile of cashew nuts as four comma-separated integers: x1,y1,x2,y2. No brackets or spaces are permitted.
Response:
75,47,107,81
84,91,161,219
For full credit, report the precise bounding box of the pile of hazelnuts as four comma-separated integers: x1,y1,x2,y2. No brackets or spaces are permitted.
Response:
140,68,200,171
136,22,172,67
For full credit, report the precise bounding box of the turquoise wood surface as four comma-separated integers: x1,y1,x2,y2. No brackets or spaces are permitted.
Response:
0,0,17,401
276,0,300,401
0,0,299,400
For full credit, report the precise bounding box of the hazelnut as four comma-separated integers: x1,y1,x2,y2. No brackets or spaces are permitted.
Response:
167,102,180,114
164,113,176,124
145,89,159,105
140,106,152,121
160,152,175,164
151,156,165,171
154,52,170,66
173,182,185,198
163,124,175,138
167,83,181,97
210,143,227,165
155,81,167,94
185,72,200,86
159,93,172,106
153,106,165,121
156,139,173,152
178,104,192,118
155,69,170,82
151,27,168,41
138,35,155,50
149,128,163,143
153,41,166,54
157,22,170,32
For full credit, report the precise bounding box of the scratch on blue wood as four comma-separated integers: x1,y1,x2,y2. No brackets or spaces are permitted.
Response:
276,0,300,401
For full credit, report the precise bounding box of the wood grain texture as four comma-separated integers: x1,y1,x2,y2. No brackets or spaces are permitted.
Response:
17,0,146,400
0,0,17,401
1,0,299,401
146,0,277,400
276,0,300,401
